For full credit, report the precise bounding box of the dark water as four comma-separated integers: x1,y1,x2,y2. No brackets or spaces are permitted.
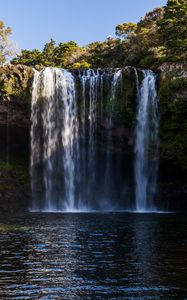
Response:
0,213,187,299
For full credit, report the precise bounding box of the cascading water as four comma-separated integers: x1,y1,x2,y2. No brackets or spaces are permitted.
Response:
31,67,159,212
31,68,79,211
103,70,122,207
79,69,123,210
83,70,99,207
134,70,159,212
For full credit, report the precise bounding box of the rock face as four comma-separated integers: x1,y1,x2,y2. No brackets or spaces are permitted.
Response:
0,64,33,126
0,64,33,212
0,63,186,211
158,63,187,169
158,63,187,209
158,62,187,79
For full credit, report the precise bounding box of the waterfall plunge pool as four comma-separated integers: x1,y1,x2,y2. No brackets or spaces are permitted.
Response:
0,212,187,299
29,208,173,213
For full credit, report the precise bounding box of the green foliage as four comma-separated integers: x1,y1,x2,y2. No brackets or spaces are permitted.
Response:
122,8,164,68
115,22,137,39
158,0,187,61
53,41,79,67
159,75,187,168
70,60,91,69
0,20,13,64
12,40,86,69
84,38,124,68
82,7,165,69
11,49,42,67
42,38,56,66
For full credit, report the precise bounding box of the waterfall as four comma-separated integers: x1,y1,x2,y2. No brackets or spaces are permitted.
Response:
134,70,159,212
30,69,40,210
103,70,122,207
31,68,79,211
31,67,159,212
79,69,100,209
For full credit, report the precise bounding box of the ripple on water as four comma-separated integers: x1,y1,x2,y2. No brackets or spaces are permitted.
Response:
0,212,187,299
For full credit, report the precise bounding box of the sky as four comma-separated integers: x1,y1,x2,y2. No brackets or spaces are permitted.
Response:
1,0,167,52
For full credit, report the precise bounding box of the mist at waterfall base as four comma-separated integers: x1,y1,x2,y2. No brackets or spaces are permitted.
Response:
30,68,159,213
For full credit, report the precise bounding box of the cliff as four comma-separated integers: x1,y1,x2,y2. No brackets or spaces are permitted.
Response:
157,62,187,209
0,64,33,126
158,62,187,169
0,63,186,212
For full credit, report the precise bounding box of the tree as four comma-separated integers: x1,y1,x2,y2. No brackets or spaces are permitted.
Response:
70,60,91,69
42,38,56,66
159,0,187,61
120,8,164,67
0,21,13,64
53,41,82,67
11,40,85,68
11,49,43,67
115,22,137,39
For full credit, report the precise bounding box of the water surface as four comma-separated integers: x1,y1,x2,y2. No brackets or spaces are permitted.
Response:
0,213,187,299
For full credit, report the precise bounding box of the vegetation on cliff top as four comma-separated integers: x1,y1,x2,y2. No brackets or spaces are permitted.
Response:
158,0,187,62
0,21,13,64
0,0,185,70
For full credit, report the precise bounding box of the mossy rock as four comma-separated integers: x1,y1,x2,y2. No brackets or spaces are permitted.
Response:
158,66,187,169
0,64,34,102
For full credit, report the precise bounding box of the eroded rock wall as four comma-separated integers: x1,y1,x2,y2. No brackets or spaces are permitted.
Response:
0,64,186,211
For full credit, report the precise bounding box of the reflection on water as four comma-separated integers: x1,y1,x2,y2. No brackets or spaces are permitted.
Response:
0,213,187,299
